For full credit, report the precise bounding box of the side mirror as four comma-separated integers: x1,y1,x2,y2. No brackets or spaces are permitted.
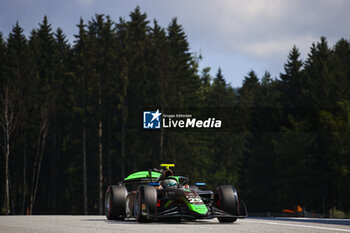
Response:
195,182,206,186
148,183,160,186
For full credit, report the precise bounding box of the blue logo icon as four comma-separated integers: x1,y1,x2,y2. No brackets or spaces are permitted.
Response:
143,109,162,129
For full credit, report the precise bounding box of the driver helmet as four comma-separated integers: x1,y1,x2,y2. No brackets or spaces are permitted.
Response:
163,179,177,188
162,169,173,178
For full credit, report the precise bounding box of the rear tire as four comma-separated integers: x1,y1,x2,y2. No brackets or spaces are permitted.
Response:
217,185,238,223
135,185,157,223
105,185,127,220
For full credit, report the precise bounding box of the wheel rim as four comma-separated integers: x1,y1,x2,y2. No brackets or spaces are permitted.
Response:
105,190,111,217
134,193,140,218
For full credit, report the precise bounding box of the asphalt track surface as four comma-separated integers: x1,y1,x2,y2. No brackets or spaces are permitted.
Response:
1,216,350,233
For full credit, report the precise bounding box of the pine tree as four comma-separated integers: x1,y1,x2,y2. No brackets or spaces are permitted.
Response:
0,35,5,213
199,67,211,105
303,37,334,107
88,13,118,215
0,33,5,82
115,17,129,178
333,39,350,100
167,17,200,108
279,46,303,108
201,67,211,88
240,70,259,94
238,70,261,131
45,27,70,214
28,16,55,215
125,7,151,171
149,20,171,164
4,21,31,215
213,67,225,88
73,17,89,215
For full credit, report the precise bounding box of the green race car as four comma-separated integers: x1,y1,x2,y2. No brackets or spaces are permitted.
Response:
105,164,247,223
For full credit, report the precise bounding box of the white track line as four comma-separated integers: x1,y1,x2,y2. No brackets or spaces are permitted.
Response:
243,219,350,232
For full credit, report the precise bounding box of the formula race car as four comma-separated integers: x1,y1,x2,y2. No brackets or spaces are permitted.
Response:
105,164,247,223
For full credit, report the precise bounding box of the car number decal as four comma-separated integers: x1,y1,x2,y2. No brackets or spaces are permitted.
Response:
185,192,203,205
188,197,203,204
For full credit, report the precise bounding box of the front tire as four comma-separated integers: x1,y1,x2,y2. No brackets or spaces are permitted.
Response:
217,185,238,223
134,185,157,223
105,185,127,220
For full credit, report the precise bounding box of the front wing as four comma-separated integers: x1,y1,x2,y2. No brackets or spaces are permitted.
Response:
147,201,248,220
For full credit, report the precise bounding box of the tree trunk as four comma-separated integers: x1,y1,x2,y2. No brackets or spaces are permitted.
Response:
48,111,57,213
82,120,88,214
120,68,128,179
82,74,88,215
3,85,10,215
5,117,10,215
10,178,15,214
121,106,125,178
108,110,112,185
22,132,27,215
29,130,41,214
159,106,164,164
29,125,48,215
29,100,49,215
99,119,103,215
98,75,103,215
29,134,41,214
1,85,19,215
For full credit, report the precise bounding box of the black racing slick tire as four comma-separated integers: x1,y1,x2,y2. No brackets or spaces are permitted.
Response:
217,185,238,223
135,185,157,223
105,185,127,220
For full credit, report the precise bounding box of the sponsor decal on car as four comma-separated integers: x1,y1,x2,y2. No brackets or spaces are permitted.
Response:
184,191,204,205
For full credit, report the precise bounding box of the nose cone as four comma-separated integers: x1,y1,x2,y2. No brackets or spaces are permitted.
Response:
191,204,208,215
182,189,208,215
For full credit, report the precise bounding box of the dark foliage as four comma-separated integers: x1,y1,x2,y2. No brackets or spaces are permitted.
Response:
0,8,349,216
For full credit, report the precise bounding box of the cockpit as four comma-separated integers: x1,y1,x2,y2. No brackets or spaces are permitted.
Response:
162,178,178,188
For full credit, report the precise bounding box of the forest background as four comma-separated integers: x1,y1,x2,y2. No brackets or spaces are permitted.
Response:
0,7,349,217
